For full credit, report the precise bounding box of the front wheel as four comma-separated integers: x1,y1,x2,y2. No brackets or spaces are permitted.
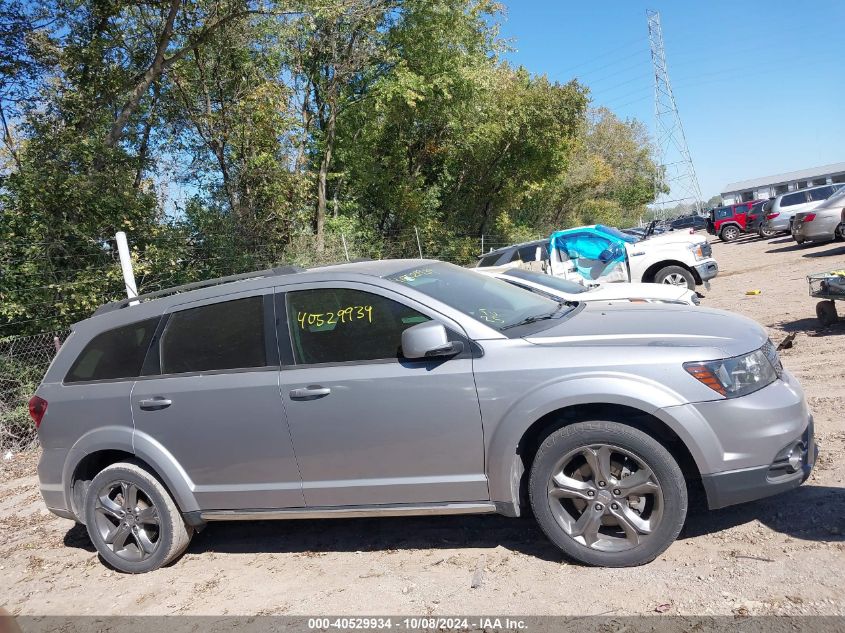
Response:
654,265,695,290
84,461,193,573
529,421,687,567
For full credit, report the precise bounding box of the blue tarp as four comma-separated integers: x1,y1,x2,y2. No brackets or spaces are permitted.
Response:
548,225,630,281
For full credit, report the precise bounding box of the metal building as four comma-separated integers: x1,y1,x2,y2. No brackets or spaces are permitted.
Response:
721,162,845,204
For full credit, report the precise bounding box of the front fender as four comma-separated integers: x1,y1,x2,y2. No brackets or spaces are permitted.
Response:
484,373,719,508
62,426,200,516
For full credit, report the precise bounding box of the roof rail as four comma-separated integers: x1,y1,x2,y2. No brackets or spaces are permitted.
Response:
92,265,304,316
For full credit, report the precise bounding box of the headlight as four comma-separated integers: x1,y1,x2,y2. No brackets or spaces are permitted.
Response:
684,347,778,398
688,242,707,261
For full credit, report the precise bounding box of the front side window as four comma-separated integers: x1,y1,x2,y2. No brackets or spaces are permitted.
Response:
715,207,732,219
65,318,159,383
386,263,564,331
286,288,430,365
160,296,266,374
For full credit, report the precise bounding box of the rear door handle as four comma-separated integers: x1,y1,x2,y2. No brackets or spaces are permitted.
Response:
289,386,331,400
139,397,172,411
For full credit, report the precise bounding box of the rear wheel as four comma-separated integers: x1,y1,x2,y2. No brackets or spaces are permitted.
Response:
758,226,776,238
654,265,695,290
719,225,740,242
84,461,192,573
529,421,687,567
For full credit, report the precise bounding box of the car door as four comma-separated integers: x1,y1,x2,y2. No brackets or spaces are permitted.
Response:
131,290,304,510
276,282,487,507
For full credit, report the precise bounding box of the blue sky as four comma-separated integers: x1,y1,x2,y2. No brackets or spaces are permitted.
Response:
498,0,845,199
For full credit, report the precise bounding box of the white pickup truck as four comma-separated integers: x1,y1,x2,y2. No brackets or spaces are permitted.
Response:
476,224,718,290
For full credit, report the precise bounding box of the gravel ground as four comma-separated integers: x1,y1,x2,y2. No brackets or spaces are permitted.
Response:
1,233,843,617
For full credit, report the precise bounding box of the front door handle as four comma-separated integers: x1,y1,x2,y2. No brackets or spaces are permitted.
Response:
289,386,331,400
139,397,172,411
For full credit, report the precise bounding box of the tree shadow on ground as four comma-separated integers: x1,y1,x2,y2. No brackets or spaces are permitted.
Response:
774,315,845,336
681,484,844,543
802,243,845,258
62,486,844,564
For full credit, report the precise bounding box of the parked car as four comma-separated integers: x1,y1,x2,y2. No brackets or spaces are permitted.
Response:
747,199,776,238
762,184,845,235
480,225,717,290
547,225,717,290
475,267,701,306
33,260,814,572
669,214,708,231
706,200,763,242
792,186,845,244
477,239,548,268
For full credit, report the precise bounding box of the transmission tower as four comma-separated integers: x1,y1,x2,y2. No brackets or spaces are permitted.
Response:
647,9,703,217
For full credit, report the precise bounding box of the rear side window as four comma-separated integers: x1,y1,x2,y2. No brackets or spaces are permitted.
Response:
65,318,159,383
780,192,806,207
808,186,833,201
160,296,266,374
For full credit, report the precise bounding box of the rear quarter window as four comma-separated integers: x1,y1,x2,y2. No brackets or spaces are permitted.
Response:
65,318,159,383
780,192,806,207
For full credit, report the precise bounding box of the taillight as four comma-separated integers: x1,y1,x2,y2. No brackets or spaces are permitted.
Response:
766,212,779,220
803,213,816,222
28,395,47,428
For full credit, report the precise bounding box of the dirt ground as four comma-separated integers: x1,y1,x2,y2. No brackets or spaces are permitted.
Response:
1,233,844,618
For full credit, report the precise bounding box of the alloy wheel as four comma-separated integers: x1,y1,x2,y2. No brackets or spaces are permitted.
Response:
546,444,664,552
92,480,161,562
661,273,688,286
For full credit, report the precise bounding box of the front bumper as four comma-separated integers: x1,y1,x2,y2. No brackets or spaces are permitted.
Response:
702,417,816,509
694,260,719,283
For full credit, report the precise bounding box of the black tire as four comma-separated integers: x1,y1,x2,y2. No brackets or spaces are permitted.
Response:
816,300,838,327
653,265,695,290
529,421,687,567
758,226,776,239
719,225,740,242
84,461,192,573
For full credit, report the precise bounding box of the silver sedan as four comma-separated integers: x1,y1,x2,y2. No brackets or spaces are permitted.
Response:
792,186,845,243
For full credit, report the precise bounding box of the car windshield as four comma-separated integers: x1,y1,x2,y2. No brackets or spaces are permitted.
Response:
386,262,566,330
503,268,588,294
595,225,639,243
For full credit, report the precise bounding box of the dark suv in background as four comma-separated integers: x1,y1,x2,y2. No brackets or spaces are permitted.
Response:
669,214,707,231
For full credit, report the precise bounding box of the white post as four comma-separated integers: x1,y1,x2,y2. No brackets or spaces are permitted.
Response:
341,232,350,262
115,231,139,305
480,234,484,254
414,226,423,258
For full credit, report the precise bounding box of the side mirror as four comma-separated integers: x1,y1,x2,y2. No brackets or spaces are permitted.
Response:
598,248,615,263
401,321,464,359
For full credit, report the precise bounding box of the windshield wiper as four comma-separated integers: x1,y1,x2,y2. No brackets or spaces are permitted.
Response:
499,302,569,330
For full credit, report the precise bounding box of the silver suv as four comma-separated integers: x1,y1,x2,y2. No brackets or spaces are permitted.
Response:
32,260,816,573
763,183,844,234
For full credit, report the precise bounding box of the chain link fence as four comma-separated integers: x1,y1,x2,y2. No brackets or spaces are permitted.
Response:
0,330,68,456
0,228,536,457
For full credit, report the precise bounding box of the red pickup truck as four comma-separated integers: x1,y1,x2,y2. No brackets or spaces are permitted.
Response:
706,200,765,242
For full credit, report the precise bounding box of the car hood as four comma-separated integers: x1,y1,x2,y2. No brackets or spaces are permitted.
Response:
585,282,692,303
524,302,766,358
